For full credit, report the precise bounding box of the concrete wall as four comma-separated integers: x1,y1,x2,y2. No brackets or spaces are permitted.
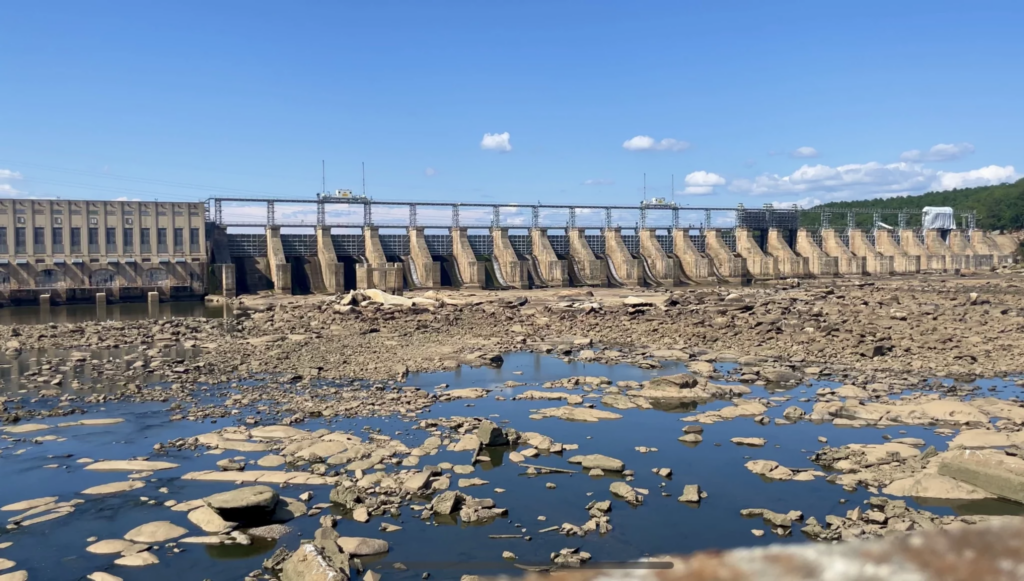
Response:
639,229,677,286
948,230,993,271
0,259,206,305
900,229,946,272
451,228,484,289
491,228,529,289
874,230,920,274
972,231,1015,265
849,229,894,275
735,228,777,278
316,226,344,293
265,226,292,294
820,229,865,275
672,230,710,280
704,230,745,280
567,228,605,286
992,233,1020,256
355,263,403,293
530,229,568,287
604,228,643,287
408,227,441,289
788,229,827,277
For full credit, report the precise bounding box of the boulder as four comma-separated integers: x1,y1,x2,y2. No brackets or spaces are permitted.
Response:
280,543,344,581
647,373,698,390
476,421,509,447
336,537,389,556
937,449,1024,503
204,485,280,524
567,454,624,472
188,506,237,534
123,521,188,544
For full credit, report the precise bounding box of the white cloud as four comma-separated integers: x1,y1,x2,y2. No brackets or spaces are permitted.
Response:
730,160,1018,201
791,146,819,158
424,167,437,177
0,169,23,196
582,178,614,186
622,135,690,152
114,196,141,201
900,142,975,162
771,197,823,209
933,165,1018,191
681,170,725,195
480,132,512,152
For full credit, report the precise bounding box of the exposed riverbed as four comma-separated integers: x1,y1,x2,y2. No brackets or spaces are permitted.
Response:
2,350,1023,581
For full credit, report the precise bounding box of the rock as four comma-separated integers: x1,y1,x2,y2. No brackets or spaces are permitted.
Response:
502,551,517,560
123,521,188,543
647,373,699,390
280,543,343,581
679,434,703,444
458,478,489,487
678,484,701,503
782,406,805,419
84,460,179,472
731,437,767,447
745,460,780,476
1,497,58,512
81,481,145,495
217,458,245,471
432,491,463,515
609,482,642,504
0,572,26,581
404,471,431,492
762,369,801,383
204,485,280,522
937,450,1024,502
353,507,370,523
330,487,362,509
188,506,237,534
337,537,390,556
567,454,625,472
257,455,287,468
113,551,159,567
87,573,124,581
476,421,508,447
531,406,623,422
86,539,137,555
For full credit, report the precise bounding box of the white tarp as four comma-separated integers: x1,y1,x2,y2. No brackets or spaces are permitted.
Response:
922,207,956,230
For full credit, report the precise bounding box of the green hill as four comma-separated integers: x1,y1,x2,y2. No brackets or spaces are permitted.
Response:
801,178,1024,231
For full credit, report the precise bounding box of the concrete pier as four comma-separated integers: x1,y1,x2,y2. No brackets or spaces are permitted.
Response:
672,230,710,281
820,229,865,275
735,228,777,279
266,226,292,294
704,230,746,280
317,227,344,293
949,230,993,271
567,229,605,286
491,228,529,289
639,229,677,286
787,230,827,277
971,231,1014,266
96,292,107,306
530,229,569,287
925,230,971,271
362,227,390,289
874,230,920,274
900,229,945,272
408,227,441,289
147,291,159,318
604,228,643,287
218,264,237,298
451,228,485,289
849,229,894,275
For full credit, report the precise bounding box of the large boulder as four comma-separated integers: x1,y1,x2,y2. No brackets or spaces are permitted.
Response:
647,373,698,390
336,537,389,556
568,454,625,472
476,421,509,447
204,485,279,524
123,521,188,543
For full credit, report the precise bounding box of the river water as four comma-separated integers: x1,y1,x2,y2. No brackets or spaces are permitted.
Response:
0,301,222,327
1,352,1022,580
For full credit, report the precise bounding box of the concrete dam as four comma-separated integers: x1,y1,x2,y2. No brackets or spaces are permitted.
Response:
0,196,1016,304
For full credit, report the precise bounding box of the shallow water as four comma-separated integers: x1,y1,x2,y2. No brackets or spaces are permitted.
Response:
0,300,221,326
1,352,1023,580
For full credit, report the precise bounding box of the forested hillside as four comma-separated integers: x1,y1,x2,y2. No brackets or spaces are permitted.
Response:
805,178,1024,231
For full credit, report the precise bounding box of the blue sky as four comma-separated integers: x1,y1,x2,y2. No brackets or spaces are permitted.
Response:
1,1,1021,213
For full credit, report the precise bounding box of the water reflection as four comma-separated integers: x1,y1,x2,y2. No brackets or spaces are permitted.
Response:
0,300,222,326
